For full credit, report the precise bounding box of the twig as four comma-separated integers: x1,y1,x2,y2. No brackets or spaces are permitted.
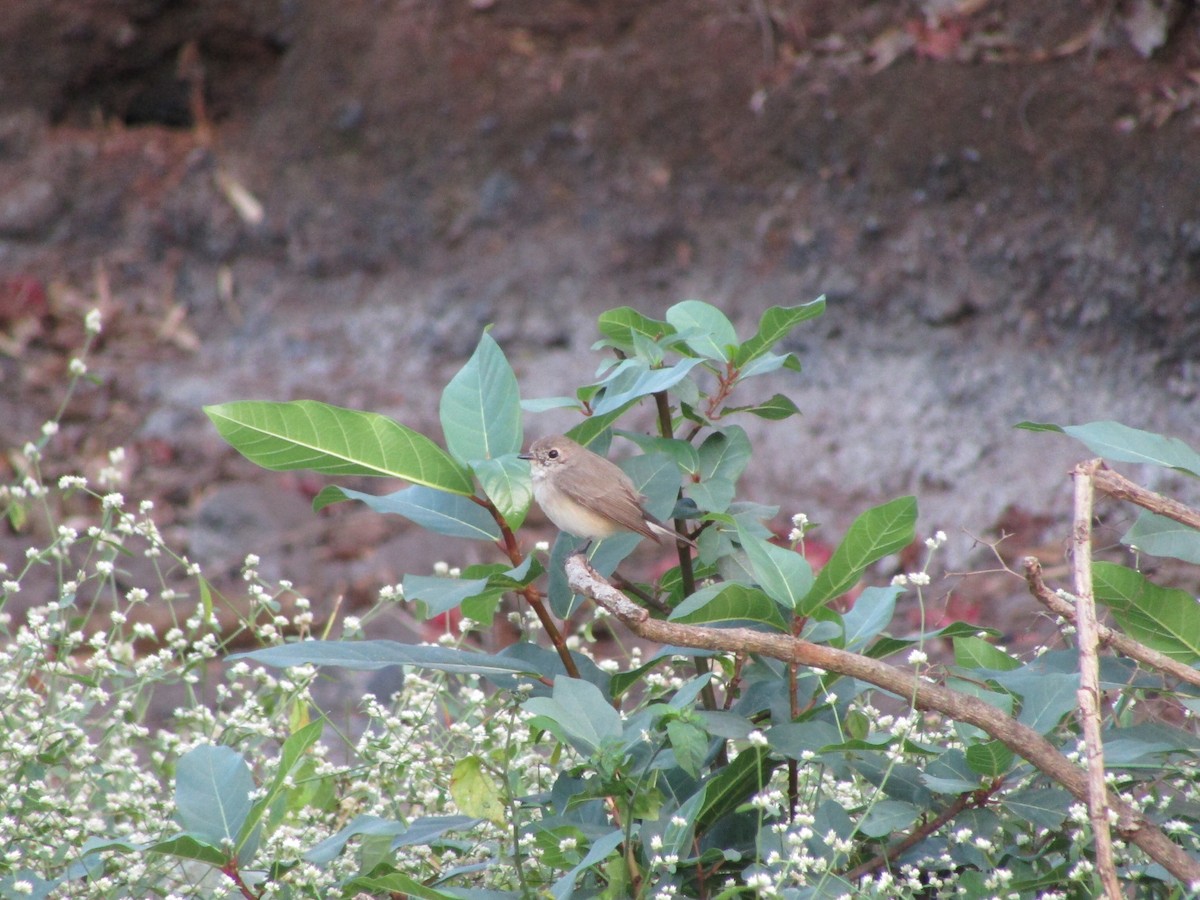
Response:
1072,460,1121,899
1023,557,1200,690
564,553,1200,886
1092,463,1200,530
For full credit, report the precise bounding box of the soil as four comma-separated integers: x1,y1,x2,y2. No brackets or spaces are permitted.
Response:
2,0,1199,650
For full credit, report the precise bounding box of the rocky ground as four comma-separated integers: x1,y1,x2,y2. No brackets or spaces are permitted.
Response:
2,0,1199,650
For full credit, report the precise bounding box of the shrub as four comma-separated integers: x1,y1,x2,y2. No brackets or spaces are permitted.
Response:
4,301,1200,898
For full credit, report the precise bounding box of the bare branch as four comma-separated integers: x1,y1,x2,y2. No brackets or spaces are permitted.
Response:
1023,557,1200,689
1092,464,1200,530
1072,459,1121,899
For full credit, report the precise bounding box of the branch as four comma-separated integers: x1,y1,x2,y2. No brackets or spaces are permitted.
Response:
1024,558,1200,689
1092,464,1200,530
1072,460,1121,899
476,495,580,679
564,553,1200,887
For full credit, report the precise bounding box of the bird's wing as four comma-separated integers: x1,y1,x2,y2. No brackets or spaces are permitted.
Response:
558,459,661,542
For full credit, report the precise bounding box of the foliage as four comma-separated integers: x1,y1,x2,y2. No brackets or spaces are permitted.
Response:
3,302,1200,898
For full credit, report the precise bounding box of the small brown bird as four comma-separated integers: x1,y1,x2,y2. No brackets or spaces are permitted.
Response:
520,435,695,550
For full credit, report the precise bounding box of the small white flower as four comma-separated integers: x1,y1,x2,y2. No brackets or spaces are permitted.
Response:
791,512,809,527
907,649,928,666
85,308,103,333
891,573,908,587
747,729,769,747
41,421,59,438
101,492,124,510
68,358,88,376
908,571,931,586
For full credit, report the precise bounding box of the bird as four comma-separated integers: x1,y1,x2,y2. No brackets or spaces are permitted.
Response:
519,434,696,551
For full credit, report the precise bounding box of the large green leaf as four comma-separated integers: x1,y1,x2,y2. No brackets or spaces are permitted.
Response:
590,358,704,416
665,299,738,362
473,455,532,530
800,496,918,615
694,745,776,831
1017,420,1200,477
841,586,901,651
690,427,751,514
314,485,501,541
439,332,523,463
595,307,675,353
734,298,825,368
304,814,478,866
1093,561,1200,663
725,392,802,421
669,583,789,631
1122,511,1200,564
523,677,622,756
175,745,254,854
403,574,494,616
735,522,813,610
204,400,473,495
229,640,537,676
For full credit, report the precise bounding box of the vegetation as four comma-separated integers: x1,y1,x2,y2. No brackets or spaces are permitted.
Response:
3,301,1200,898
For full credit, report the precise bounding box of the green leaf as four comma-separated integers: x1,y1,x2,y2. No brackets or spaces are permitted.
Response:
595,307,675,352
1016,420,1200,477
591,358,704,416
229,640,536,676
616,433,700,474
1122,511,1200,564
439,332,523,463
734,298,825,367
695,746,776,831
953,635,1021,671
145,834,228,866
204,400,473,494
735,523,814,610
549,828,625,900
964,740,1015,777
344,874,458,900
403,574,494,616
520,395,581,413
842,586,901,651
800,496,917,615
989,667,1079,733
473,455,532,530
315,485,501,541
669,583,789,631
666,718,709,778
699,426,751,485
304,814,478,866
1093,562,1200,663
450,757,506,826
565,402,635,448
1001,787,1071,829
523,677,622,756
858,800,919,838
665,299,739,361
690,428,751,514
175,745,254,851
726,392,802,421
245,718,325,844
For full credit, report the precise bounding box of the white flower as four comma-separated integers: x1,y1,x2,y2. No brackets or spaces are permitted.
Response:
85,308,103,333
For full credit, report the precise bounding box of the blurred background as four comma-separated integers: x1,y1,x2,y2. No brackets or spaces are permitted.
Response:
1,0,1198,647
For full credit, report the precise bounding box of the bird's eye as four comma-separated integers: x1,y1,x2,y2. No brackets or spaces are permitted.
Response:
547,449,559,460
